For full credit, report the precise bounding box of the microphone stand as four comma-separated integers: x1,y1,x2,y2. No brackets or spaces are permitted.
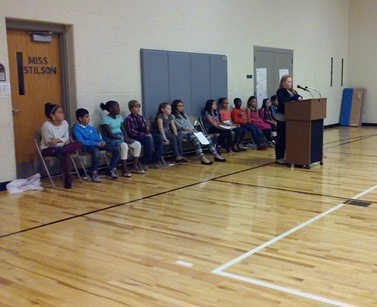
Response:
297,85,314,98
305,89,314,99
306,86,321,98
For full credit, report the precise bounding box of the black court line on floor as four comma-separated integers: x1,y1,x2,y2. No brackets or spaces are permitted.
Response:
213,177,349,203
324,134,377,150
1,133,373,239
0,163,268,239
323,133,377,146
324,150,377,158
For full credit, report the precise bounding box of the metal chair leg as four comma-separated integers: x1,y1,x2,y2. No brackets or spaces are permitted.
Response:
75,151,90,181
70,154,83,183
34,139,56,188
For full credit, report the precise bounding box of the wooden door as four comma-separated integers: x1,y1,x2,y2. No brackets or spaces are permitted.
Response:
7,29,63,177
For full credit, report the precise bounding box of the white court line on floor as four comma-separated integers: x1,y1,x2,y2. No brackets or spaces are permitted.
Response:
175,260,193,267
212,203,344,273
216,271,355,307
212,183,377,306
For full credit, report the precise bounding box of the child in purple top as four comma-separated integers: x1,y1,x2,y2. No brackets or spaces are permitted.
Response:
124,100,164,169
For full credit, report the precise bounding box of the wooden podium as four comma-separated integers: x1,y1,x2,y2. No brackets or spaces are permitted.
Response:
285,98,327,168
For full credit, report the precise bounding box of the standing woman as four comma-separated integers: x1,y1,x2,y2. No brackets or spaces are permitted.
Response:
275,75,302,164
40,103,82,189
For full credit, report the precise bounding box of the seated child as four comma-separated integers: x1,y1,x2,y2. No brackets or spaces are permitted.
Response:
100,100,144,177
259,98,277,141
218,97,246,152
73,108,121,182
125,100,164,170
40,103,82,189
231,98,269,150
153,102,187,163
203,99,233,153
171,99,225,164
246,96,274,147
270,95,278,118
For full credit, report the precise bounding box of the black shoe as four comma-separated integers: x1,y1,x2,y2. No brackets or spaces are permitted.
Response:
201,160,213,165
214,157,226,162
64,176,72,189
176,157,188,163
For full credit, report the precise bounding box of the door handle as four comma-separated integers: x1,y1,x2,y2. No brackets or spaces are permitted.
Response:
12,108,20,113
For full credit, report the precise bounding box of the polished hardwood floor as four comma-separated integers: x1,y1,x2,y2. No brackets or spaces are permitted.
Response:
1,126,377,306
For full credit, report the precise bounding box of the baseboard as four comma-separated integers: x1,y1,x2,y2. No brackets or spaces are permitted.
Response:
362,123,377,126
0,181,11,191
324,123,339,129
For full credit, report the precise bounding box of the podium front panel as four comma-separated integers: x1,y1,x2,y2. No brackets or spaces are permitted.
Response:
285,98,327,121
286,121,311,165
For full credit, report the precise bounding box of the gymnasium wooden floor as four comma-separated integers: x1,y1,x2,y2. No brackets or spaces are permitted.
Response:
1,126,377,306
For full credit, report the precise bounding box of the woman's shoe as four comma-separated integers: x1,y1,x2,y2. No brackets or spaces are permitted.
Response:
214,157,226,162
275,158,286,165
201,160,213,165
176,157,188,163
132,168,145,174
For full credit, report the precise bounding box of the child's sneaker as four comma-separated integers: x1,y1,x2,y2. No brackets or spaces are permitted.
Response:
110,167,118,179
90,171,101,183
244,142,257,149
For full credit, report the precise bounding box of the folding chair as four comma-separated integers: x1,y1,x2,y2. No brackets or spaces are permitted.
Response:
71,130,111,181
196,115,220,145
145,118,173,167
66,135,92,180
34,130,84,188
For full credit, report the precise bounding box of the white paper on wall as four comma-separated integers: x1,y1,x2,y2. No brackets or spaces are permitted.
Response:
256,68,267,107
279,69,289,81
0,83,11,93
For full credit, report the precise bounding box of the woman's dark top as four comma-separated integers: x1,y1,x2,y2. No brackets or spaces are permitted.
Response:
276,88,302,115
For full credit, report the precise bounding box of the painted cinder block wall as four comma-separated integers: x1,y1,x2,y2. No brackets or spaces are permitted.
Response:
0,0,363,182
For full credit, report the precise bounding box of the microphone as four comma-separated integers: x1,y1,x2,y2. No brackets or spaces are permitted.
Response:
297,84,314,98
297,85,309,91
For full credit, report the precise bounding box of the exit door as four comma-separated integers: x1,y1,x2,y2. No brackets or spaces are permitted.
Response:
254,46,293,106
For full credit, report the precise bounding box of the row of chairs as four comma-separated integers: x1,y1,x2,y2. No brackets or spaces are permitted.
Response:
34,116,257,188
33,130,111,188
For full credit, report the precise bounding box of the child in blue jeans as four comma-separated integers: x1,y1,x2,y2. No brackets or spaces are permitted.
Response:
73,108,120,182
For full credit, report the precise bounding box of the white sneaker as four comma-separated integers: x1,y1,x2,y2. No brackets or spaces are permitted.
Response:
245,143,257,149
90,171,101,183
110,167,118,179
